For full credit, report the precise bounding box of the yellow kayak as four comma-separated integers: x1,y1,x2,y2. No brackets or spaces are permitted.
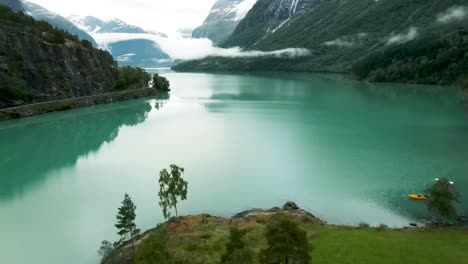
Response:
408,194,428,200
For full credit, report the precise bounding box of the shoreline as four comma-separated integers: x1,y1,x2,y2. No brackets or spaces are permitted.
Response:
0,88,163,122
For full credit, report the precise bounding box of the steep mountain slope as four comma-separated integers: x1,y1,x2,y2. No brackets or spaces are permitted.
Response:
0,6,118,108
0,0,24,12
23,1,97,47
69,15,170,67
176,0,468,87
192,0,257,44
224,0,317,48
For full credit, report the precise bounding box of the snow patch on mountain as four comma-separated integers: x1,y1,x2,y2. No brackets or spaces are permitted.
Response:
233,0,257,21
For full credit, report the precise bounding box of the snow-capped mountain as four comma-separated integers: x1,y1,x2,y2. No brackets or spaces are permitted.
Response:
192,0,257,44
68,15,144,34
23,1,97,46
68,15,170,67
68,15,166,36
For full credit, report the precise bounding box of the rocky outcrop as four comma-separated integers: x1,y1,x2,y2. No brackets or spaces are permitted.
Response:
231,201,324,224
283,201,299,210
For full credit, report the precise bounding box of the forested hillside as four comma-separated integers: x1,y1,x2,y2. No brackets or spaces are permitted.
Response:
352,31,468,88
175,0,468,88
0,7,152,108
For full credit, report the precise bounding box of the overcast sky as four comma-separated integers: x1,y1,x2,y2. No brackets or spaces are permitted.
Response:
30,0,218,34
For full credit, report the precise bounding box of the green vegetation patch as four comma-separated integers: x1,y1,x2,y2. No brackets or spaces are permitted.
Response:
132,213,468,264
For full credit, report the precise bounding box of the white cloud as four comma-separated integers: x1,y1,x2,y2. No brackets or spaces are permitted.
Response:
92,33,310,60
324,39,354,47
116,53,136,62
387,27,418,45
437,6,468,24
323,33,368,47
28,0,218,34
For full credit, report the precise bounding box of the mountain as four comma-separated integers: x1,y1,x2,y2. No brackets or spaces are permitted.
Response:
175,0,468,88
68,15,149,34
0,0,24,12
23,1,97,47
69,15,170,67
192,0,257,44
0,6,118,108
110,39,171,68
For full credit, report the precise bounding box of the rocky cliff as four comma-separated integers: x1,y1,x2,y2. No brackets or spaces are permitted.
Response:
0,6,118,108
192,0,257,44
224,0,318,47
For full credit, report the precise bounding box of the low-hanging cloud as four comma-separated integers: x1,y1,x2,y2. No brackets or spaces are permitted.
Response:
387,27,418,45
437,6,468,24
92,33,311,60
324,33,368,48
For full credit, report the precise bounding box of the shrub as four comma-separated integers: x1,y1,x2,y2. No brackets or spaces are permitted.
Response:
221,227,254,264
259,213,311,264
358,223,370,229
136,230,172,264
425,178,461,221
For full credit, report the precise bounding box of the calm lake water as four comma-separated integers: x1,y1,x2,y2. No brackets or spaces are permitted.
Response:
0,71,467,263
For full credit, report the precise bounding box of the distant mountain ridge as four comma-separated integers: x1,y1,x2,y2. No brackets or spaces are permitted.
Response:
23,1,98,47
175,0,468,88
69,15,170,67
68,15,166,36
192,0,256,44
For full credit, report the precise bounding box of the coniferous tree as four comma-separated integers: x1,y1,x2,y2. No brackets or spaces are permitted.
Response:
116,193,141,260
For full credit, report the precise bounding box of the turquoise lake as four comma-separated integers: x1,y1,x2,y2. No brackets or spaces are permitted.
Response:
0,71,467,263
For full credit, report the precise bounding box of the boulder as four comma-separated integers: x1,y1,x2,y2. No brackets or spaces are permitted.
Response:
283,201,299,211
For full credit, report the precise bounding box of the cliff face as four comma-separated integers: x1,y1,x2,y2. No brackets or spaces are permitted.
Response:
0,7,118,108
192,0,257,44
223,0,320,48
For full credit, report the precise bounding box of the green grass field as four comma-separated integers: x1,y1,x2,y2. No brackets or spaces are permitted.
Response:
128,212,468,264
311,225,468,264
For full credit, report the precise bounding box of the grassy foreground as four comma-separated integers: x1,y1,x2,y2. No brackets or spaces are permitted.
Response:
107,210,468,264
